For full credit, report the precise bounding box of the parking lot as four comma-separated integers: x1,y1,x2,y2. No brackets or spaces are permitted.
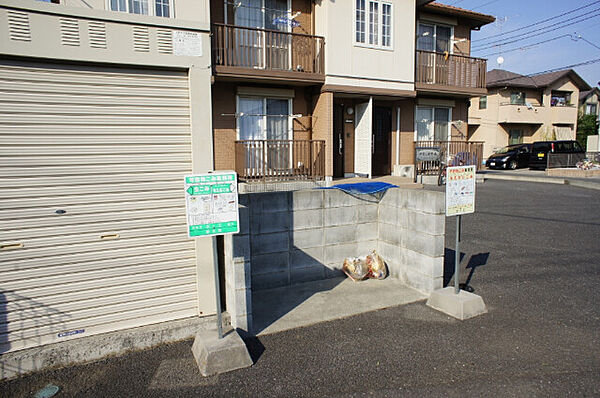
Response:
2,180,600,397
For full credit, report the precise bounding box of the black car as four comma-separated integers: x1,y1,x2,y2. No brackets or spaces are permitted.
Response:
529,140,584,170
486,144,532,170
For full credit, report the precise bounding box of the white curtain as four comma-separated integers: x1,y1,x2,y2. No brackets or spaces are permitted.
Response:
416,107,433,141
238,98,264,140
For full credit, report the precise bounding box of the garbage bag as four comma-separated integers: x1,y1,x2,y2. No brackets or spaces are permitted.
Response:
342,256,368,281
366,250,387,280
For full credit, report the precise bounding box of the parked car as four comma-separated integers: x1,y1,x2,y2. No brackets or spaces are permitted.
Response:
529,140,584,170
486,144,532,170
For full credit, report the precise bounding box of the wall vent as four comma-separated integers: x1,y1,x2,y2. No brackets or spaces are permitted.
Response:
60,18,80,46
7,11,31,42
133,26,150,52
88,22,107,49
157,29,173,54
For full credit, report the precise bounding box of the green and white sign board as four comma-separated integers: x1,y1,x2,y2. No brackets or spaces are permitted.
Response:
184,171,239,237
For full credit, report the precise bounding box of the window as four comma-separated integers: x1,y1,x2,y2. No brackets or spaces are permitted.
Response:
508,129,522,145
109,0,172,17
586,103,598,115
510,92,525,105
355,0,392,49
417,23,452,53
551,91,572,107
479,96,487,110
237,97,291,141
415,106,451,141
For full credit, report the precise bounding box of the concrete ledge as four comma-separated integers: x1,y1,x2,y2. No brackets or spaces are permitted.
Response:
0,314,226,381
426,287,487,320
191,329,253,376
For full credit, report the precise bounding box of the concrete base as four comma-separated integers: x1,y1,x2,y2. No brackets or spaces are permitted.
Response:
426,287,487,320
191,329,253,376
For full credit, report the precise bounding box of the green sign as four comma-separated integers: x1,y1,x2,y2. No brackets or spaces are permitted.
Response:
184,172,239,238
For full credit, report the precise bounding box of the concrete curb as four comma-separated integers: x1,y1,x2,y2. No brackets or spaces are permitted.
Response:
0,314,228,381
480,173,600,191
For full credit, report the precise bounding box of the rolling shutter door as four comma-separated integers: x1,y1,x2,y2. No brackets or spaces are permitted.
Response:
0,61,198,353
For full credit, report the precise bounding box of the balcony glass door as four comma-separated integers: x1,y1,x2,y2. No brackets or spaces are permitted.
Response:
238,97,291,176
234,0,290,70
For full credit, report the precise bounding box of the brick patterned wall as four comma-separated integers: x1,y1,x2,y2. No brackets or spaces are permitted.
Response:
453,24,471,56
451,100,469,141
213,83,315,171
398,99,416,165
312,91,333,177
212,82,237,171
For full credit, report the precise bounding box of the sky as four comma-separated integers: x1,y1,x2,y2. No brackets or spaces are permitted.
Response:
439,0,600,89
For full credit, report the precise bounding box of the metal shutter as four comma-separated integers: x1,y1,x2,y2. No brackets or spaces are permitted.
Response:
0,60,197,353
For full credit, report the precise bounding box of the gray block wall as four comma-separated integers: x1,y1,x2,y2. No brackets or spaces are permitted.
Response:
224,187,446,330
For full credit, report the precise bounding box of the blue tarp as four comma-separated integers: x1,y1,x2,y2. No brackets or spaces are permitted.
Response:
320,182,398,195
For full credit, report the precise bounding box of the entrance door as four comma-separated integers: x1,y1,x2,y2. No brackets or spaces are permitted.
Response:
333,103,344,178
372,107,392,176
509,129,522,145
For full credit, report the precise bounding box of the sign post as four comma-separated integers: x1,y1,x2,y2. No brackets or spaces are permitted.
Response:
445,165,476,295
184,171,239,339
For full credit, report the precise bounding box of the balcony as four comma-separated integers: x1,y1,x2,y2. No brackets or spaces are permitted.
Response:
235,140,326,182
497,102,546,124
415,50,487,96
212,23,325,84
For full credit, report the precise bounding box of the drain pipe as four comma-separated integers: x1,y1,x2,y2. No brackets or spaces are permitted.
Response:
396,106,401,168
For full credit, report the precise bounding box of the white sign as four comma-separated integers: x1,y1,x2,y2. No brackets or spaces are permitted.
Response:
173,31,203,57
184,172,239,237
445,165,476,216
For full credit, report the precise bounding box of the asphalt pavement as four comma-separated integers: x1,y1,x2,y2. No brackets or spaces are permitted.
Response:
2,180,600,397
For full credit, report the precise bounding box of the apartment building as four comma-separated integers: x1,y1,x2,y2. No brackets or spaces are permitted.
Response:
210,1,494,181
468,69,591,158
0,0,216,374
579,87,600,119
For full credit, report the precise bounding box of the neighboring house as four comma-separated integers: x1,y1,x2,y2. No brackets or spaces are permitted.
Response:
0,0,216,374
579,87,600,119
211,0,494,180
468,68,591,158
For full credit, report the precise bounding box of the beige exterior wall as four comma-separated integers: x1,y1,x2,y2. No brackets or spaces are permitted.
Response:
315,0,415,94
469,79,581,158
52,0,209,23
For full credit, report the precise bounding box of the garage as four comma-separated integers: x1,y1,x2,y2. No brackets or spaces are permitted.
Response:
0,60,199,353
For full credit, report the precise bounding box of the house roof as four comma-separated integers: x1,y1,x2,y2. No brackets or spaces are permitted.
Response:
420,2,496,28
486,69,592,91
579,87,600,102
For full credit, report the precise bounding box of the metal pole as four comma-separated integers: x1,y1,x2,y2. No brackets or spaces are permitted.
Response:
212,237,223,339
454,215,461,295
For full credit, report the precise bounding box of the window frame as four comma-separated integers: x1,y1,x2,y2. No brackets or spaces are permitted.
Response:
510,92,525,106
550,90,572,107
479,96,487,110
414,105,452,142
107,0,174,18
235,95,293,142
416,21,454,54
585,103,598,115
354,0,393,50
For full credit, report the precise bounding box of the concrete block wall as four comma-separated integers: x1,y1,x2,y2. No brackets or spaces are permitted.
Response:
225,187,446,329
378,188,445,293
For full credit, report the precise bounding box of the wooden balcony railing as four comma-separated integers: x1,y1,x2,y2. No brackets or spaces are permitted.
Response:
415,50,486,90
212,23,325,75
414,140,484,180
235,140,326,182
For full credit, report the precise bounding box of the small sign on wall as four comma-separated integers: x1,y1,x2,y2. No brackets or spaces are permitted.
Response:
445,165,476,216
173,30,203,57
